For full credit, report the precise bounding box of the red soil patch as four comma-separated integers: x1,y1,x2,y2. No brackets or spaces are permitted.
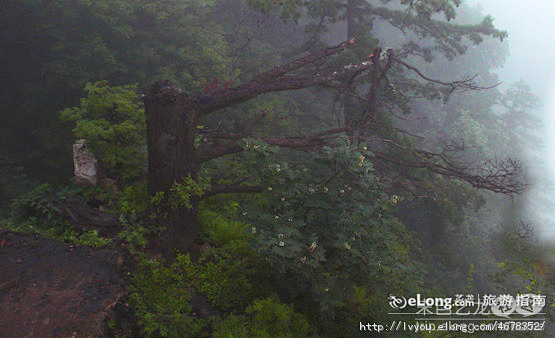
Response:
0,229,124,336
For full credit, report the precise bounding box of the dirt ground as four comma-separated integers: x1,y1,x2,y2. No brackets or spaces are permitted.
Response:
0,229,124,336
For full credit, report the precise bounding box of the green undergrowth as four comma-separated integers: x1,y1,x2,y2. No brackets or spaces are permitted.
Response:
128,206,318,336
1,183,112,247
0,216,112,248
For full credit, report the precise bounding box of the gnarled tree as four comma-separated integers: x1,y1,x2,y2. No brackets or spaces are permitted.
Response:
144,39,522,258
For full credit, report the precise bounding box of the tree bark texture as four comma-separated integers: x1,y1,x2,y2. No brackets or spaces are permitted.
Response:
144,80,201,258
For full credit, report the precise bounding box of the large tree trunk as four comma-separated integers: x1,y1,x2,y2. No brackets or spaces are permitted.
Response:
144,81,201,258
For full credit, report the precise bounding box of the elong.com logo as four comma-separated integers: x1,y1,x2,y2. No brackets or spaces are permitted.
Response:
388,294,546,317
389,294,453,310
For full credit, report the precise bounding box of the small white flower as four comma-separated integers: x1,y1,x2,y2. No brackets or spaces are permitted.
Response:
300,256,307,263
274,215,279,219
308,187,315,193
309,242,317,252
280,197,285,202
279,241,285,247
287,218,293,222
303,168,307,172
242,212,248,216
268,187,273,191
251,227,257,234
324,287,329,292
278,233,284,239
340,189,345,194
344,242,351,250
323,187,328,193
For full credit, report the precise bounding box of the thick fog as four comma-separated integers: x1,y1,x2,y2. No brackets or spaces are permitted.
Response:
1,1,554,335
473,0,555,241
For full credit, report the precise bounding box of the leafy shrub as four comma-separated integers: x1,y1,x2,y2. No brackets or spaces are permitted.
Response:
60,81,146,185
170,175,211,210
1,216,112,248
117,181,149,214
129,246,267,336
239,143,424,319
118,212,160,254
4,183,111,247
213,296,315,337
129,255,208,336
200,208,250,247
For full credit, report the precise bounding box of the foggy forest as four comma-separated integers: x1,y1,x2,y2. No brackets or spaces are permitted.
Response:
0,0,553,336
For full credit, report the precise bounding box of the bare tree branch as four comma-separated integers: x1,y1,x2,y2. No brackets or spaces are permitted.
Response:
371,150,523,195
394,57,501,92
189,39,385,115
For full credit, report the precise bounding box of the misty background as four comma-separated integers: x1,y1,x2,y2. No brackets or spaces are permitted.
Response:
1,1,553,335
473,0,555,241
